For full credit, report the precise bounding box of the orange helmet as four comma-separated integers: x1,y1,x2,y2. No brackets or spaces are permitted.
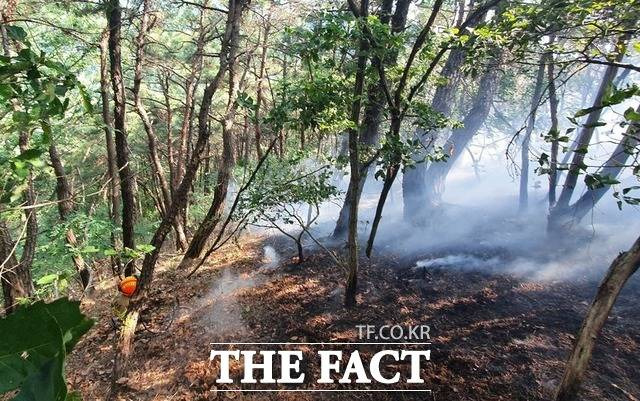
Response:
119,276,138,297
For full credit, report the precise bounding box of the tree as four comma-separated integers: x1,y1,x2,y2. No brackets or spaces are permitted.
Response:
178,4,245,270
519,57,547,212
99,28,123,274
547,44,560,208
547,35,627,233
401,1,494,222
239,157,338,264
555,233,640,401
343,0,369,307
353,0,503,256
131,0,188,251
332,0,409,239
106,0,137,275
48,142,91,291
108,0,250,394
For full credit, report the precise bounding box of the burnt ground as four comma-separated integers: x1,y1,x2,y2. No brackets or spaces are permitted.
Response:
67,234,640,401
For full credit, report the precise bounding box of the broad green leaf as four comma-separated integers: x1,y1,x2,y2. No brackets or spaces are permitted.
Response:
6,26,27,42
0,298,93,400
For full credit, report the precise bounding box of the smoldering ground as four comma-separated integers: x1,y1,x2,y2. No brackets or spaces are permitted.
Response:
289,124,640,285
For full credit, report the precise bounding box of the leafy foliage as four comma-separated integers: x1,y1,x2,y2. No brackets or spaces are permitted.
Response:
0,27,88,205
0,298,93,401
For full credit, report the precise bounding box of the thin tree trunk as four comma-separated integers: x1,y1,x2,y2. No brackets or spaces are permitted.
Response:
554,234,640,401
548,48,560,208
49,143,92,290
160,72,176,197
18,134,37,276
132,0,188,250
344,0,369,308
365,162,399,257
569,103,640,221
99,29,122,275
108,1,248,394
178,10,244,270
363,0,449,255
176,10,207,188
254,16,270,160
519,57,546,212
333,0,405,239
0,217,33,315
551,38,626,214
106,0,137,275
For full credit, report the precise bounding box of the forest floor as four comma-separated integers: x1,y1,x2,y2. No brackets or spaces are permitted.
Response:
67,233,640,401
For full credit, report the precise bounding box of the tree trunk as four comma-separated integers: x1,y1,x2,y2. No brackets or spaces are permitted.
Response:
569,103,640,221
176,10,207,188
18,132,37,275
547,60,623,232
417,58,501,215
401,2,490,222
519,57,546,212
547,49,560,209
345,0,370,308
0,217,33,315
254,16,270,160
106,0,137,275
108,0,248,394
363,0,449,255
332,0,405,239
132,0,188,251
49,143,92,290
178,8,244,270
554,234,640,401
365,163,399,257
99,29,123,275
550,39,625,214
160,72,176,196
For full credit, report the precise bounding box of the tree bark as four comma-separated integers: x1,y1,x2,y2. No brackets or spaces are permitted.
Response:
106,0,137,275
344,0,369,308
547,49,560,208
519,57,546,212
254,15,271,160
99,29,122,275
554,234,640,401
0,217,33,315
569,103,640,221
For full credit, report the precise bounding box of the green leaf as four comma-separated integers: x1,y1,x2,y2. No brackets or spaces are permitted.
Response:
624,107,640,122
135,244,156,254
36,274,59,286
0,298,93,400
77,84,93,114
16,149,44,167
574,106,597,118
6,26,27,42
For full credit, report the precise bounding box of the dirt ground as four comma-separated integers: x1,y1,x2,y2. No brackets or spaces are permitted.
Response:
66,234,640,400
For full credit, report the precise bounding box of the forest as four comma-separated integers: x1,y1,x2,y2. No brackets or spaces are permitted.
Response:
0,0,639,399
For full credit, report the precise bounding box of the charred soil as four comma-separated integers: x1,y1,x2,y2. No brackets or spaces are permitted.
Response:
67,234,640,400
